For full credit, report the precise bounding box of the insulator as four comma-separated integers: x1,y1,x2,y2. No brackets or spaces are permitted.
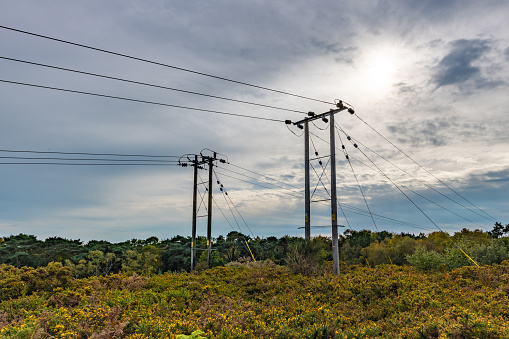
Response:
220,187,223,192
315,151,318,156
285,120,292,125
308,111,315,117
336,100,344,109
348,108,355,114
342,145,345,149
354,143,358,148
220,184,224,188
322,117,328,123
345,155,349,160
219,159,226,163
225,192,228,195
297,124,304,130
319,160,323,165
217,180,220,184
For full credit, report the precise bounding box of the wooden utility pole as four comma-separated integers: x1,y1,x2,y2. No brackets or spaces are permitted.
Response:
191,155,198,271
288,102,353,274
329,112,340,275
304,121,311,240
206,154,215,268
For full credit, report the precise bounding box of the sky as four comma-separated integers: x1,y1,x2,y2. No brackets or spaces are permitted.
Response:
0,0,508,242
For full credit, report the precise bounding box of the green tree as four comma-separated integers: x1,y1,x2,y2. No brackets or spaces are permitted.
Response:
406,247,444,271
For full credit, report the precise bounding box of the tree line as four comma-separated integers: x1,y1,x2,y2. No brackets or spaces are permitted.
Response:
1,222,508,277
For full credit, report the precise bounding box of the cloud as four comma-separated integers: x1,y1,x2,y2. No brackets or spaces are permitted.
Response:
505,47,509,60
433,39,504,91
387,117,452,147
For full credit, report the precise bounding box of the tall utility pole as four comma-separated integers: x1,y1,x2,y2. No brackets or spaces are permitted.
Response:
287,101,354,274
186,150,227,271
304,121,311,240
191,155,198,271
206,153,215,268
329,112,340,275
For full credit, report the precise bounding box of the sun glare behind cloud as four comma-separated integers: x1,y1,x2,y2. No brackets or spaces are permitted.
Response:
356,47,400,98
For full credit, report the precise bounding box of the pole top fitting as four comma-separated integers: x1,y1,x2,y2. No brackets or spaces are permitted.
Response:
335,99,344,109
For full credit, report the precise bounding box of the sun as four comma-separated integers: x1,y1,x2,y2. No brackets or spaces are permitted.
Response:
357,47,400,98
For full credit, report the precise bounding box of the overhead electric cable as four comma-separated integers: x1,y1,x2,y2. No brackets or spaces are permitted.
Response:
0,156,178,163
216,165,303,194
214,171,302,199
228,163,303,191
214,170,257,238
347,137,479,266
0,149,180,158
0,162,180,166
0,25,333,105
336,125,379,232
334,127,489,230
0,79,285,122
355,113,497,222
0,56,307,115
219,166,432,231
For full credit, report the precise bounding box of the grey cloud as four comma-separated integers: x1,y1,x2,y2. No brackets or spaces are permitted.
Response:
387,117,452,147
433,39,504,91
505,47,509,61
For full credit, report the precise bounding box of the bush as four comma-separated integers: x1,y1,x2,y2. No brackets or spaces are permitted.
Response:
406,247,444,271
470,239,509,265
285,239,328,276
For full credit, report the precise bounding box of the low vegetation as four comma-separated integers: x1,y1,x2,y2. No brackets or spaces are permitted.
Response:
1,260,509,338
1,223,509,337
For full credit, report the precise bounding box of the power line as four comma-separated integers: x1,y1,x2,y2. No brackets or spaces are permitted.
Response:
0,56,307,115
334,126,490,230
0,156,178,163
216,165,304,195
0,25,333,105
0,162,180,166
228,162,303,191
0,149,181,158
335,124,379,232
355,113,498,222
214,171,303,199
0,79,285,123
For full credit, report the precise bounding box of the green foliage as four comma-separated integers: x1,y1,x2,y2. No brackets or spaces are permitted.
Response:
285,238,329,276
444,246,476,270
488,222,509,238
2,262,509,338
406,247,444,271
177,330,207,339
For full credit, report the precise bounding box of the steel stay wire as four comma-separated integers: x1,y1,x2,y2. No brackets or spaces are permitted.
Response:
0,25,333,105
0,79,285,123
0,56,307,115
